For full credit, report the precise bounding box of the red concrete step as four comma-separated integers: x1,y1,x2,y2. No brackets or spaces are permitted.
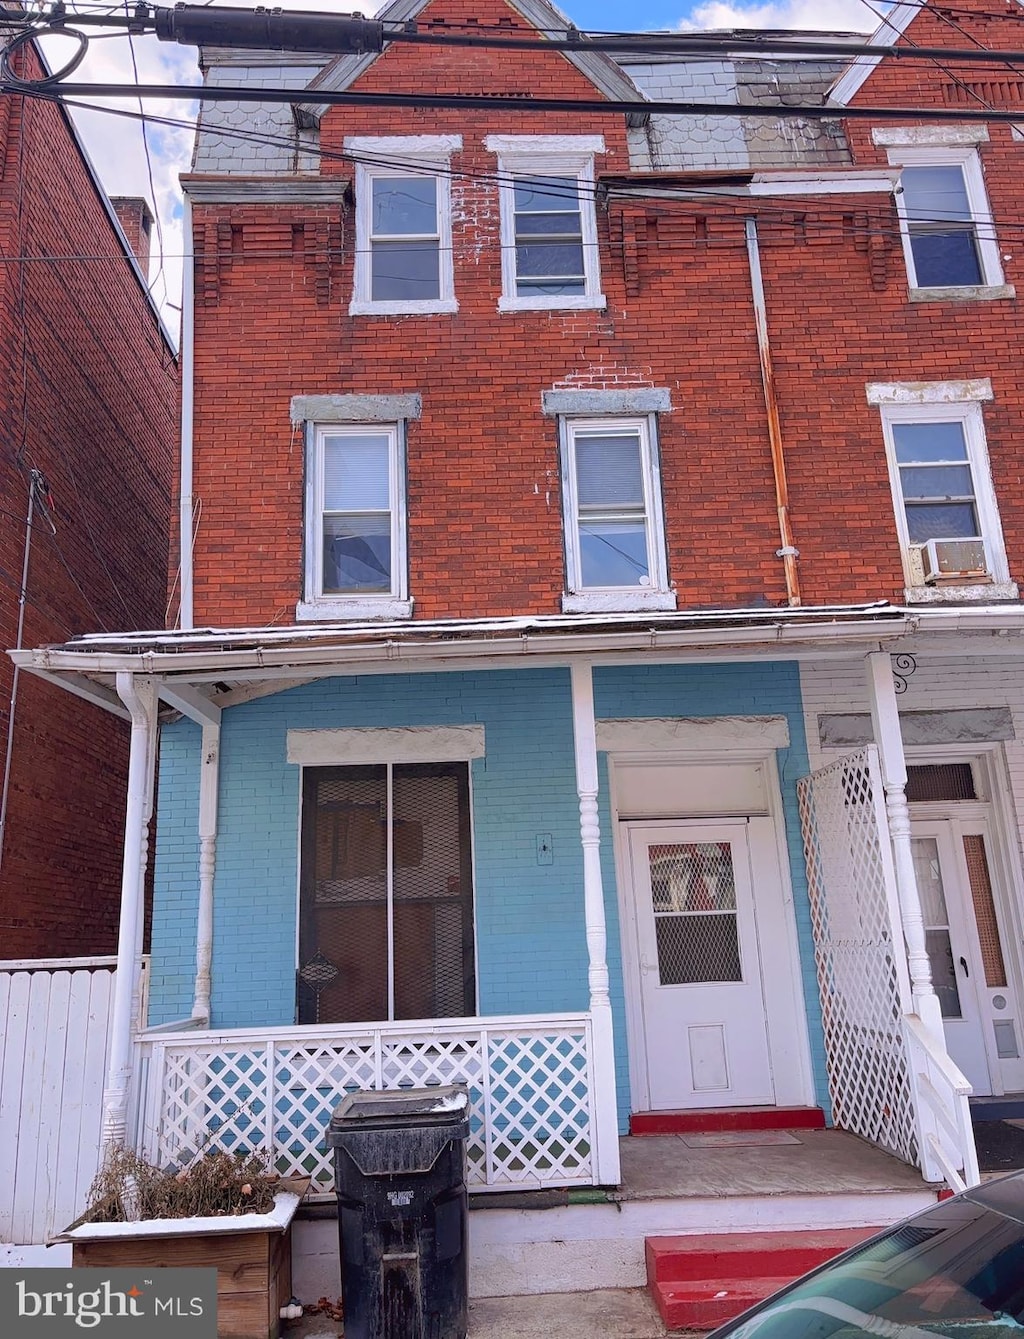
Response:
630,1106,826,1135
646,1228,880,1331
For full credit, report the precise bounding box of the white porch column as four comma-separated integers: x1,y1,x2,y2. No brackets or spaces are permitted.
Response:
865,651,944,1041
102,673,158,1150
192,720,221,1024
569,661,621,1186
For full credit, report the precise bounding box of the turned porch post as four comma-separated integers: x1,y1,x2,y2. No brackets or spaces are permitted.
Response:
192,719,221,1024
865,650,944,1041
570,661,621,1186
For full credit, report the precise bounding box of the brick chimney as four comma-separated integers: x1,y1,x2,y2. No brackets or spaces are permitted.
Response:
110,197,154,282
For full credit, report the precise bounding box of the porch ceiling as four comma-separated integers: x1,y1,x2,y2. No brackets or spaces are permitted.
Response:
9,600,1024,720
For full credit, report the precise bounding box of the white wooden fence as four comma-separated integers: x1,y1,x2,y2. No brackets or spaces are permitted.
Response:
0,958,124,1243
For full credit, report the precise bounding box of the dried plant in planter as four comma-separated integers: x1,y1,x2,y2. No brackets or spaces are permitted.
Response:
85,1144,280,1223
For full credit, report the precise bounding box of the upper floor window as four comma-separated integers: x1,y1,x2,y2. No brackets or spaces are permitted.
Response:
299,420,411,621
874,129,1009,298
348,136,460,315
868,381,1015,600
559,415,674,613
486,135,604,312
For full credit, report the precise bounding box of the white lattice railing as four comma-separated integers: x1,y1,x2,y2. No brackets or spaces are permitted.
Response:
798,747,919,1167
903,1014,980,1191
134,1012,596,1194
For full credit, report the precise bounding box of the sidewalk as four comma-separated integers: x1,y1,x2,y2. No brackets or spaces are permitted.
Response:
286,1287,672,1337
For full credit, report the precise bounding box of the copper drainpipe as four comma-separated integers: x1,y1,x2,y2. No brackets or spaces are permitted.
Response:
744,217,802,607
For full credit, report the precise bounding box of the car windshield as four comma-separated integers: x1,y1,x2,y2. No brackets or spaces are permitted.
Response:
719,1199,1024,1339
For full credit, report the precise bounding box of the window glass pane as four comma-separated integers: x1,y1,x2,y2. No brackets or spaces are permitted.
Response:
372,176,437,236
926,928,962,1017
323,434,390,511
517,211,584,238
392,764,475,1019
514,176,580,213
892,422,968,464
899,464,975,499
575,433,644,507
516,243,586,291
323,515,392,593
902,165,972,222
905,502,980,542
911,838,949,925
371,239,440,301
909,231,981,286
650,844,741,985
579,518,649,586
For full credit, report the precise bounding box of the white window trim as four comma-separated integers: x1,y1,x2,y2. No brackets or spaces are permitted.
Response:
297,421,412,622
485,134,605,313
874,397,1014,599
347,135,461,316
559,413,675,614
887,145,1009,298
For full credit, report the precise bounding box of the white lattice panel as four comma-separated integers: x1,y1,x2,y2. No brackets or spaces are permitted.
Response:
798,747,918,1166
139,1015,594,1193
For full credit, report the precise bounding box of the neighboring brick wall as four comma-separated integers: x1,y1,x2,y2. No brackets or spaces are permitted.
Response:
185,0,1024,628
0,67,178,957
150,660,819,1131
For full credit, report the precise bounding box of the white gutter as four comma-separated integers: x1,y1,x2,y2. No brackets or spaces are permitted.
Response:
13,614,921,680
178,192,196,630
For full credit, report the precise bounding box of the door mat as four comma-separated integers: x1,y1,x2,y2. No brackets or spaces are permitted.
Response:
972,1119,1024,1172
679,1131,803,1148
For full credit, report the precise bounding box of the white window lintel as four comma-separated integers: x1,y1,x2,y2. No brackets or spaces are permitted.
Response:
866,379,993,406
485,134,605,156
596,716,790,753
872,125,989,148
287,724,485,766
345,134,462,159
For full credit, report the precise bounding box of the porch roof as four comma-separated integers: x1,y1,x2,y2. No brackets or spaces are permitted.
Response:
9,600,1024,720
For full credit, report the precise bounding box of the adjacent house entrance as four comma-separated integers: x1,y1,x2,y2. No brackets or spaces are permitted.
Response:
911,815,1024,1097
625,820,775,1109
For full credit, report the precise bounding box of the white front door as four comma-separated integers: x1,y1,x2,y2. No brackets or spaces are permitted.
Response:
912,818,1024,1096
626,820,774,1109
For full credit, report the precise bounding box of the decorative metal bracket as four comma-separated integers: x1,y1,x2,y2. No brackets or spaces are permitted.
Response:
891,653,917,695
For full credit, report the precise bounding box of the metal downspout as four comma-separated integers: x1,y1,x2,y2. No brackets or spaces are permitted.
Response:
745,217,802,607
178,192,195,630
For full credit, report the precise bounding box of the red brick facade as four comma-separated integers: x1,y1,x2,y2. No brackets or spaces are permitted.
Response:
186,0,1023,625
0,58,178,956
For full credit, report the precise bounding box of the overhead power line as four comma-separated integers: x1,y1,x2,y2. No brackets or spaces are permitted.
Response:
15,79,1024,124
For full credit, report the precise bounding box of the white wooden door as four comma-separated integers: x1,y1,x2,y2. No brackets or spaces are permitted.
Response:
627,821,774,1109
912,819,1024,1096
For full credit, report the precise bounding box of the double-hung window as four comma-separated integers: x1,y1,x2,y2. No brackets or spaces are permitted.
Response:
559,415,673,612
300,420,411,620
869,382,1014,598
875,129,1009,297
348,136,460,315
486,135,604,311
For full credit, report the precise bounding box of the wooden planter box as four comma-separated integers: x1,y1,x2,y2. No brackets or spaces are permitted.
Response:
65,1188,303,1339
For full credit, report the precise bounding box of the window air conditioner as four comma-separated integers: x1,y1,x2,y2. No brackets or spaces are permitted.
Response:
922,537,988,583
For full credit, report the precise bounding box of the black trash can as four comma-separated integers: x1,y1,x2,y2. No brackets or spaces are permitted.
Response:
327,1084,470,1339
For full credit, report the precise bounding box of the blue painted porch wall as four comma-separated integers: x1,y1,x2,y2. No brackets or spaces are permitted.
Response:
150,661,825,1132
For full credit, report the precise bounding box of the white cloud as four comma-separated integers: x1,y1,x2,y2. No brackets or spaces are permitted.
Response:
679,0,885,32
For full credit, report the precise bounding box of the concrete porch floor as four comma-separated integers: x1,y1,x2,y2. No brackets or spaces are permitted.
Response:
615,1126,930,1200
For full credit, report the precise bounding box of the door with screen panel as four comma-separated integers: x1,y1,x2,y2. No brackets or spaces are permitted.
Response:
912,817,1024,1097
627,821,774,1110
